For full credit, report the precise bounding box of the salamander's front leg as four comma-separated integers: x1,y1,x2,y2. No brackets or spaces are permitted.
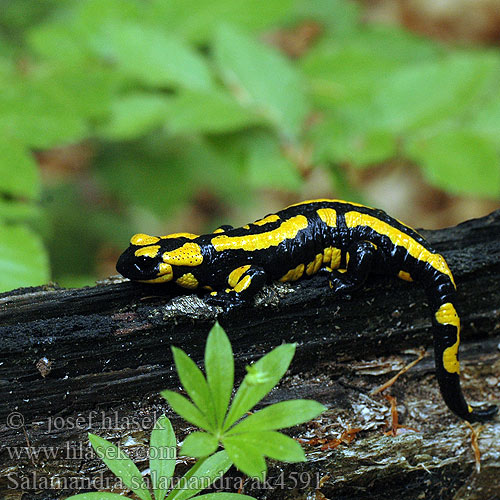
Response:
206,265,267,309
325,241,377,294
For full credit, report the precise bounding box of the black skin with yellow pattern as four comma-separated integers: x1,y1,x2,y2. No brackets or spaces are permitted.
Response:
117,199,497,423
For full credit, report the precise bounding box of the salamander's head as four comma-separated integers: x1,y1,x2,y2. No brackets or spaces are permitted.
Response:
116,232,202,284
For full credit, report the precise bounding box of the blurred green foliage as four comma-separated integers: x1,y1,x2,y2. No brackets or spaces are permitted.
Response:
1,0,500,292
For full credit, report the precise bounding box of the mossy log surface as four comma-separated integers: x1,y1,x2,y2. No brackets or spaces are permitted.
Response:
1,210,499,500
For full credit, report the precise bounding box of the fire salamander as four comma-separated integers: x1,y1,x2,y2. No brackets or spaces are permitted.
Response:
117,199,498,422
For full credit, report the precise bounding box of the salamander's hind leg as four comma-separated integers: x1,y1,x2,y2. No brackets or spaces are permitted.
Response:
326,241,376,294
205,265,267,309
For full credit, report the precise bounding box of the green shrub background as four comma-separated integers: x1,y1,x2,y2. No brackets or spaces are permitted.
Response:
1,0,500,292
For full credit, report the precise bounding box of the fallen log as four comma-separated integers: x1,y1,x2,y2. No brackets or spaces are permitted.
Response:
1,210,499,499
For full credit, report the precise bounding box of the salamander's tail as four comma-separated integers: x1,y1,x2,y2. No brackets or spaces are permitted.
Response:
432,301,498,422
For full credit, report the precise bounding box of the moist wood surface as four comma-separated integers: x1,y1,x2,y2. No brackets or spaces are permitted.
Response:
1,210,499,500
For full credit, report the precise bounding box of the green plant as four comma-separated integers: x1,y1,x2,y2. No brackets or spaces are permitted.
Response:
3,0,500,292
67,415,253,500
162,322,325,480
63,323,324,497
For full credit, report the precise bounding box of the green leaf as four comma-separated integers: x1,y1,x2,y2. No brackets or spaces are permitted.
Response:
98,136,244,217
180,431,218,458
97,139,194,215
161,390,212,431
164,89,263,134
91,21,213,90
148,0,294,43
244,133,302,191
222,436,267,481
373,52,500,133
214,24,308,138
291,0,361,38
167,451,232,500
223,344,296,431
0,223,50,293
0,199,40,223
88,433,152,500
301,25,439,107
0,138,40,200
225,431,305,463
28,21,91,65
308,114,397,168
100,92,171,140
150,416,176,500
405,130,500,198
66,494,128,500
469,93,500,147
205,322,234,428
172,347,215,429
226,400,325,435
0,78,87,149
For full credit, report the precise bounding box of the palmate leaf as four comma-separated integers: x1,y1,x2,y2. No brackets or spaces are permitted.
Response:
166,451,232,500
161,390,212,431
180,431,218,458
204,322,234,428
172,347,216,429
225,431,305,463
221,436,267,481
225,400,325,435
150,415,177,500
88,434,151,500
223,344,296,431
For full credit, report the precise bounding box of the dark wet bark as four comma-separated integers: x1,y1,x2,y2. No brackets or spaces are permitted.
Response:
1,210,499,499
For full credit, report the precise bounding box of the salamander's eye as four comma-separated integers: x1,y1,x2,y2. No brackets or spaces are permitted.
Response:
117,245,164,280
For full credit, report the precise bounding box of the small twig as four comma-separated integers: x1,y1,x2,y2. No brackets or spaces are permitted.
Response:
465,421,482,474
371,349,426,395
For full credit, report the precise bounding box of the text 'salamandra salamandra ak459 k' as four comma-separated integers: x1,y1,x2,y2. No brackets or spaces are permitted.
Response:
117,199,498,422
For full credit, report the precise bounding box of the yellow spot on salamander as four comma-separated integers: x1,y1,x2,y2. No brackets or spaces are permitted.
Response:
211,215,308,252
228,265,251,288
161,232,199,239
134,245,160,258
139,263,173,283
345,211,456,287
131,234,160,246
435,302,461,374
176,273,199,289
306,253,323,276
398,270,413,282
253,214,280,226
279,263,305,282
163,242,203,266
241,215,282,231
317,208,337,227
213,228,225,234
329,247,342,269
234,275,252,293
